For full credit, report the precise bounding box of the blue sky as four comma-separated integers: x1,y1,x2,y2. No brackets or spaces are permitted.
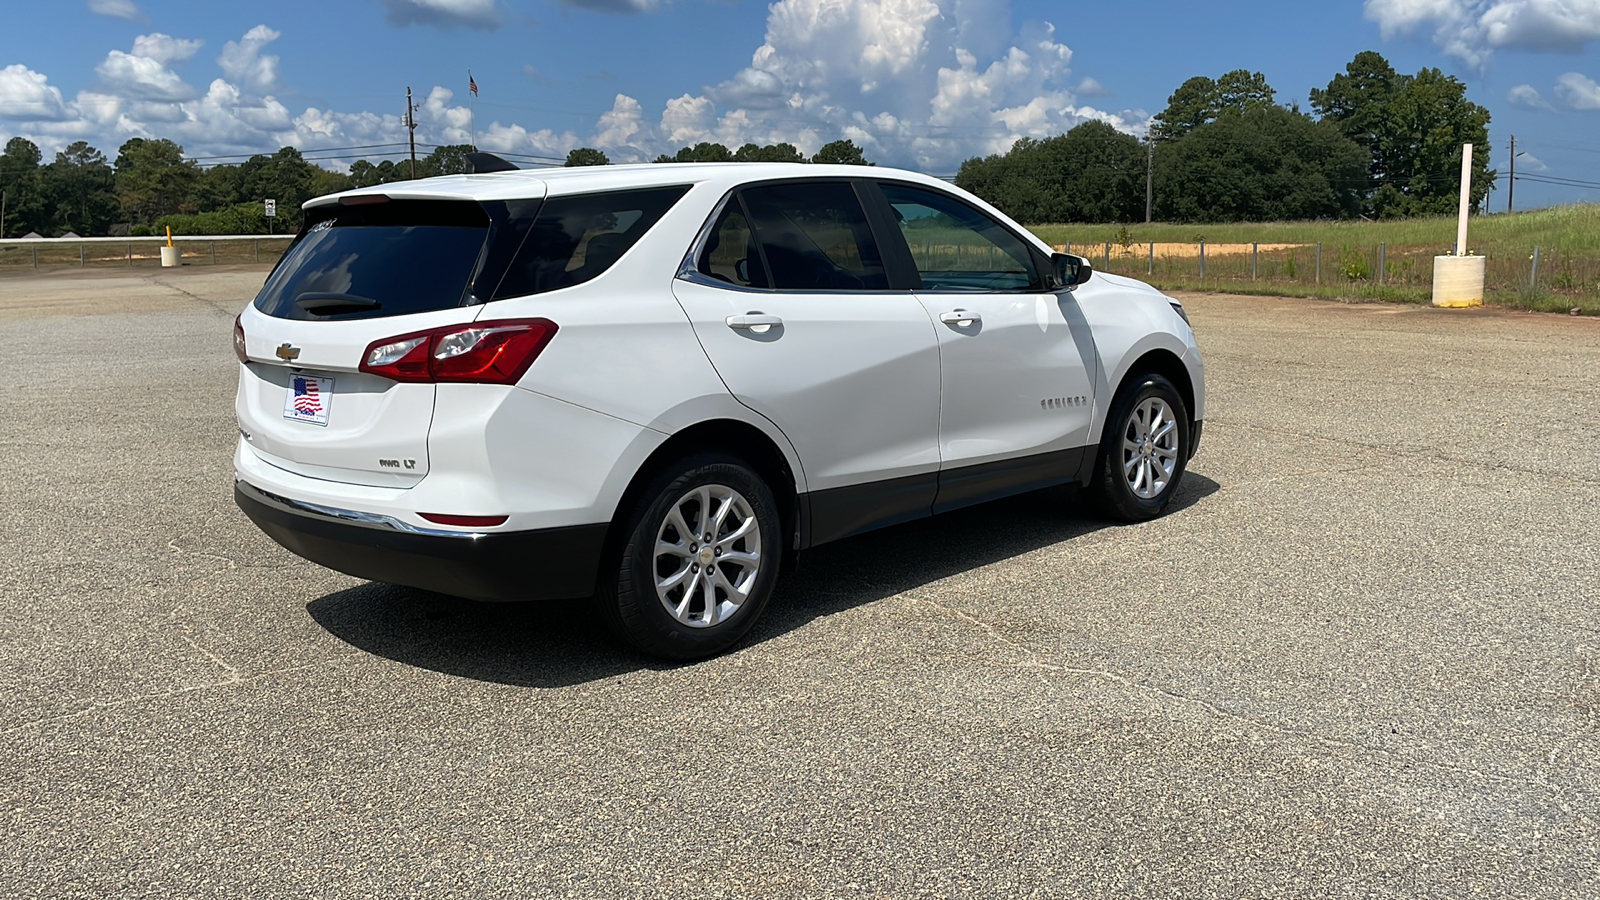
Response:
1,0,1597,209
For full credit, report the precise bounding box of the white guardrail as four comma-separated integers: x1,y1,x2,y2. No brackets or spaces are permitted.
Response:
0,235,290,245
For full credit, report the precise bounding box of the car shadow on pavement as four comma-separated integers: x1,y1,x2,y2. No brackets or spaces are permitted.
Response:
306,471,1221,687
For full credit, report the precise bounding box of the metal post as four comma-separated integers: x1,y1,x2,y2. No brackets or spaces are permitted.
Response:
32,246,37,269
254,241,259,264
1530,246,1541,289
211,241,217,265
1199,240,1205,280
1251,242,1258,280
80,245,85,268
1104,242,1111,268
1378,243,1386,285
1148,242,1154,276
1315,243,1322,284
127,243,132,266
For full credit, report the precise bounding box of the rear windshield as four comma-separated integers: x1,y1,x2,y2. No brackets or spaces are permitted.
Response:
254,200,489,321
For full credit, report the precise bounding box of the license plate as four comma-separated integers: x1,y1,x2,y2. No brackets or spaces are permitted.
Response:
283,373,333,426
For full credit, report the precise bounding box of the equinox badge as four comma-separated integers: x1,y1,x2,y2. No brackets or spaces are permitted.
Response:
276,343,301,361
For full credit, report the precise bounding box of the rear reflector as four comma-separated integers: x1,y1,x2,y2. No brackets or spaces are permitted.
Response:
419,513,509,528
233,315,248,363
360,318,558,385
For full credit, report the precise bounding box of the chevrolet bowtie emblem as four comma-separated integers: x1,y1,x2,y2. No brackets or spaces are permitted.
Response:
276,343,301,361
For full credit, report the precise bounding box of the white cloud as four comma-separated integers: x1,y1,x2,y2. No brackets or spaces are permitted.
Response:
86,0,142,20
7,2,1140,176
1554,71,1600,109
641,0,1142,171
131,33,202,64
378,0,501,29
0,65,72,121
1507,83,1553,109
218,25,282,92
1075,76,1109,97
96,50,195,102
1364,0,1600,67
563,0,661,11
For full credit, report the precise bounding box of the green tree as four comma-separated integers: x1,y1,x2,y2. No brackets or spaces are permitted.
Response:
956,121,1144,223
655,142,736,163
564,147,610,167
1154,105,1368,222
114,137,200,226
1151,70,1276,140
194,164,246,213
811,139,873,165
1312,52,1494,218
42,141,119,236
311,167,352,199
239,147,318,227
419,144,474,178
0,136,47,236
733,142,805,162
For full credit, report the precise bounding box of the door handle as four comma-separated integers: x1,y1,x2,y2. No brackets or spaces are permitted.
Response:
726,313,783,330
939,309,981,326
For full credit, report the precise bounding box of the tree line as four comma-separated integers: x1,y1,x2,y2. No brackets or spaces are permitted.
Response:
0,133,874,237
956,51,1496,224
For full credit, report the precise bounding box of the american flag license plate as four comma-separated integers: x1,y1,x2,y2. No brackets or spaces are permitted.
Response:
283,373,334,426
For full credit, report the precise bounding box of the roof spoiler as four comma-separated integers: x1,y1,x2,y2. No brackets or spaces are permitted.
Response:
464,152,520,174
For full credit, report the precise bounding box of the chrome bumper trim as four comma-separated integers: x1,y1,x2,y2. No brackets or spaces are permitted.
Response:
235,480,484,540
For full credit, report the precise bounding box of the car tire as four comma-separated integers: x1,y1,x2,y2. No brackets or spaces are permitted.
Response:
1088,373,1191,522
599,454,783,661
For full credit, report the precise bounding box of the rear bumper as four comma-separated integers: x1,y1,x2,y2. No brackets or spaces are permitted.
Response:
235,481,607,602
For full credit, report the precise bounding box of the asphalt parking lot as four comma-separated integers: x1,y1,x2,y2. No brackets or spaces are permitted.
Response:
3,266,1598,898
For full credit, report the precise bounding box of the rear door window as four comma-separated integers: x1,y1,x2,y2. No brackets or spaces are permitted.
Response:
491,186,689,299
738,182,888,291
254,200,490,321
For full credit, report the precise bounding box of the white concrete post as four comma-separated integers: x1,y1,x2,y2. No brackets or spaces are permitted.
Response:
1434,143,1485,307
1456,142,1472,257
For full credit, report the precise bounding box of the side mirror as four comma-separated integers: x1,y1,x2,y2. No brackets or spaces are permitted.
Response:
1050,253,1093,290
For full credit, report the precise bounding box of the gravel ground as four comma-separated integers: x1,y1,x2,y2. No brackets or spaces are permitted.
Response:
2,268,1597,898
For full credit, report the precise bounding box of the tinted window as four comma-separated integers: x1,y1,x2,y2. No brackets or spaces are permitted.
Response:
254,200,488,321
880,183,1042,291
697,200,769,288
492,186,689,299
740,182,888,291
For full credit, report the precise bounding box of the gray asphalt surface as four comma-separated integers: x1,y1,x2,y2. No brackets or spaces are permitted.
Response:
2,267,1597,898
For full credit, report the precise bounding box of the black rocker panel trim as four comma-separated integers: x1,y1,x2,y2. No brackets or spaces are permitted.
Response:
932,447,1087,515
799,445,1092,549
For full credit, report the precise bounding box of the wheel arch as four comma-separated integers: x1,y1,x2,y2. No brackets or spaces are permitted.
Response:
605,418,803,565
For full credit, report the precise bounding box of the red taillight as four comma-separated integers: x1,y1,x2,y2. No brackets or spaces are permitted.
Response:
419,513,509,528
233,315,248,363
359,318,558,384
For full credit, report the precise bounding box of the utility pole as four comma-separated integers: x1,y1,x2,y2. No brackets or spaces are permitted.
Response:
1508,135,1518,214
406,86,419,180
1145,140,1154,224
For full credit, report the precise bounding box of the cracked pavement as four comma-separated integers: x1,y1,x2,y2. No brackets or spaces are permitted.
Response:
2,269,1598,898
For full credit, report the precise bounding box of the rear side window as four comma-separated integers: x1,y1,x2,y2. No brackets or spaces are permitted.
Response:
492,186,689,299
254,200,489,321
739,182,888,291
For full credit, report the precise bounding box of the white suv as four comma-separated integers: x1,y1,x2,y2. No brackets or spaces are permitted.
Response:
233,159,1205,659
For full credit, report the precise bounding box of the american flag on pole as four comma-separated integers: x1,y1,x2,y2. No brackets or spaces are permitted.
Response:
469,72,478,96
293,375,322,415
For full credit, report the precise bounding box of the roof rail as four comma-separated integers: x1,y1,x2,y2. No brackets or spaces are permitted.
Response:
464,152,520,174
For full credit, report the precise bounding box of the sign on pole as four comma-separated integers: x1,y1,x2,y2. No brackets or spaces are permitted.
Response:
264,199,277,218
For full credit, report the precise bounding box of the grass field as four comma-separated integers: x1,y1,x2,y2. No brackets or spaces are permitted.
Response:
0,238,293,271
1028,204,1600,314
